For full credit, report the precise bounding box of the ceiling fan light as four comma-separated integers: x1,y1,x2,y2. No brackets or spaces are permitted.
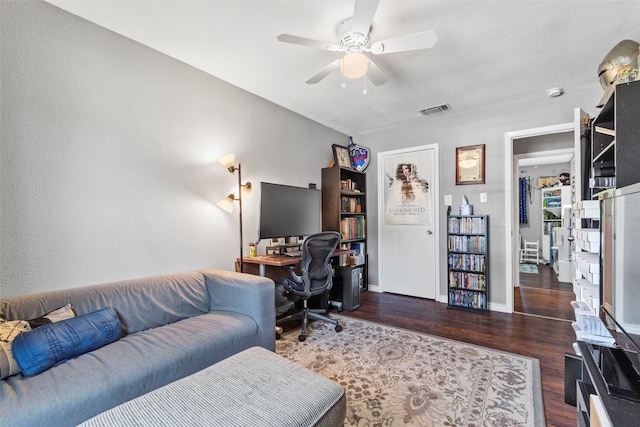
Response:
340,53,369,79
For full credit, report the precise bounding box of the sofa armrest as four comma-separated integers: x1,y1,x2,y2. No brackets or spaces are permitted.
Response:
199,269,275,351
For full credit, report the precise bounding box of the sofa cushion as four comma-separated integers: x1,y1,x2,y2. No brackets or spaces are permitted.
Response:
0,271,210,334
0,320,32,379
13,308,123,376
0,311,261,427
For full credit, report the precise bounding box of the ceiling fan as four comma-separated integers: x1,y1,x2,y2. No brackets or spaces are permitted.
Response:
276,0,437,86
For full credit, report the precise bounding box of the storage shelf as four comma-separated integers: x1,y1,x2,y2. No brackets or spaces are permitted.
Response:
590,80,640,191
447,215,488,313
322,166,368,289
592,140,615,163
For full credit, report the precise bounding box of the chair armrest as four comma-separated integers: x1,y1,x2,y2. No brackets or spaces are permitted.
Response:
288,266,303,283
199,269,275,351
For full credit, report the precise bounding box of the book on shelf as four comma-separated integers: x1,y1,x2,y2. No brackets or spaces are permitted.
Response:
447,216,486,234
340,179,360,192
448,253,486,273
448,289,486,310
448,235,486,252
337,241,366,266
351,241,365,256
340,196,362,213
340,217,366,240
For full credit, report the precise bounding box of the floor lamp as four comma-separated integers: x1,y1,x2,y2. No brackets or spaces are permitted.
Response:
217,154,251,272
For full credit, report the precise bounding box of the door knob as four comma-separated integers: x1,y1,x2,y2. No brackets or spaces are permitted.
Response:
427,230,433,235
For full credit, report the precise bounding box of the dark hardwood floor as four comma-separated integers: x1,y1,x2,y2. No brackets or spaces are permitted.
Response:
339,291,577,427
516,263,575,321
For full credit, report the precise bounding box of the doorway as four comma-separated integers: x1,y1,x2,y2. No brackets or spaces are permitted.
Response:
515,152,574,320
377,144,439,299
504,121,577,314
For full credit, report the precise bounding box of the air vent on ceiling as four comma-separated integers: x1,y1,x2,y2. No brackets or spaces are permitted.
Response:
418,103,451,116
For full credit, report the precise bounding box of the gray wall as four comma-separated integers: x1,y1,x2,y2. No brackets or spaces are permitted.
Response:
1,1,608,309
1,1,347,297
359,91,603,308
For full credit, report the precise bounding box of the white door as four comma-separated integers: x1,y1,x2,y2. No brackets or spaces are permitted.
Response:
378,145,439,299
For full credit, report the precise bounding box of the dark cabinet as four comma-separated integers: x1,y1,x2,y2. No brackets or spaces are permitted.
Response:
591,80,640,192
322,166,367,291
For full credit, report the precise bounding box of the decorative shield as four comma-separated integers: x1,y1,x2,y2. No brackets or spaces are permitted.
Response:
349,141,370,172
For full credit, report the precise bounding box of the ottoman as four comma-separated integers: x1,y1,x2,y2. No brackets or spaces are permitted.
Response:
79,346,346,427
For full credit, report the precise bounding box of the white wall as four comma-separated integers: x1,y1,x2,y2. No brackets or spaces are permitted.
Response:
358,90,603,307
0,1,347,297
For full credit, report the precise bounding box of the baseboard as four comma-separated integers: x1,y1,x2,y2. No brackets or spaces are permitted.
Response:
373,289,509,313
488,302,509,313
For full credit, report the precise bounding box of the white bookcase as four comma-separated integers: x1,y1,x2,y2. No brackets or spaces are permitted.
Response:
571,199,600,313
541,186,571,264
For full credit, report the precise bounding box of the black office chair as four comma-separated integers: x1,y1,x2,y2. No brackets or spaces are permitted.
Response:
276,231,343,342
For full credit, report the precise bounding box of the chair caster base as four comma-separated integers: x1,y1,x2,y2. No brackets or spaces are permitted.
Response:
298,334,306,342
335,324,343,333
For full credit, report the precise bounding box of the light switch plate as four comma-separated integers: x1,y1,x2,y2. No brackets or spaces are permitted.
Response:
480,193,487,203
444,194,452,206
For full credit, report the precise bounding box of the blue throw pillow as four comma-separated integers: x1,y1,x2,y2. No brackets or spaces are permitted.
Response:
12,308,123,376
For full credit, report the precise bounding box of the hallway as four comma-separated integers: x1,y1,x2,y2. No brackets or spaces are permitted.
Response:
515,263,575,321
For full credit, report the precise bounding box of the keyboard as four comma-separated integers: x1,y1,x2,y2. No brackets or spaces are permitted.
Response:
284,250,302,257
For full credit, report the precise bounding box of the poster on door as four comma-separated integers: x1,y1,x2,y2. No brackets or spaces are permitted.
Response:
383,151,432,225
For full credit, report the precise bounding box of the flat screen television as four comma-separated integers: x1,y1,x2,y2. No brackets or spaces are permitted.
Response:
599,181,640,401
258,182,321,240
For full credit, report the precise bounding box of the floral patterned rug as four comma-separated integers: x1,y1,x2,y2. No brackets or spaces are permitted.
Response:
276,315,544,427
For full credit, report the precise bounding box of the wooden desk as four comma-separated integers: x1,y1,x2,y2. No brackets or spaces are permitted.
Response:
237,249,351,277
240,255,301,277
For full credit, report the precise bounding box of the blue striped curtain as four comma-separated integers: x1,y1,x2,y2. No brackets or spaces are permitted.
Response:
519,177,528,224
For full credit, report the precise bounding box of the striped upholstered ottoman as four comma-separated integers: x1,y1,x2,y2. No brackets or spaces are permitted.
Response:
79,346,346,427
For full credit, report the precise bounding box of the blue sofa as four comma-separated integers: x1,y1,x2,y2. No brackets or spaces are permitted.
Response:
0,269,275,427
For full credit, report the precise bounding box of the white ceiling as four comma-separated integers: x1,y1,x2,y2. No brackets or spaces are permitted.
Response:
46,0,640,136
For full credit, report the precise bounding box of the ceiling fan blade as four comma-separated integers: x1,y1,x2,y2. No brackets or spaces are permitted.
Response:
369,30,438,55
306,60,341,84
366,59,387,86
277,34,340,51
351,0,380,35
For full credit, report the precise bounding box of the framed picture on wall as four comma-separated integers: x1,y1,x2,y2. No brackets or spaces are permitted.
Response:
538,176,557,188
332,144,353,169
455,144,485,185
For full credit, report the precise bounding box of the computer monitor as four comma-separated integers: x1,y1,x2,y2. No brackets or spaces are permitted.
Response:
258,182,321,240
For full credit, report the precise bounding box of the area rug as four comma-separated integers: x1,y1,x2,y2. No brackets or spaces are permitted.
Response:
519,263,539,274
276,316,544,427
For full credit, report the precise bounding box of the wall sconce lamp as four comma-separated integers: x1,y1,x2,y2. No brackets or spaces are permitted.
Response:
217,153,252,272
